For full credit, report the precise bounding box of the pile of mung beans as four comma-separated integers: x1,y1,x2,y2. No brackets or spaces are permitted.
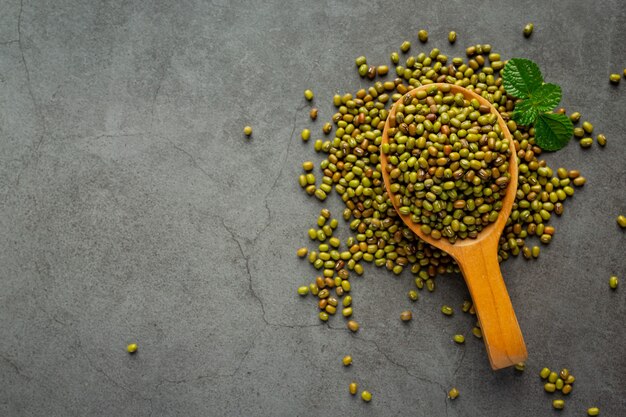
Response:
292,29,620,409
382,84,512,242
297,39,586,295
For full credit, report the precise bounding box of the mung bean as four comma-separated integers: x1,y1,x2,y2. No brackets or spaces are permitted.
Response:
400,310,413,321
361,390,372,402
418,30,428,43
523,23,534,37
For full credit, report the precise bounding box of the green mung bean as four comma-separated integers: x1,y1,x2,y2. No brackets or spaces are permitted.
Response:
448,388,459,399
243,126,252,136
448,31,457,44
400,310,412,321
552,400,564,410
587,407,600,416
544,383,556,393
472,327,482,338
610,73,621,84
609,276,618,289
453,334,465,344
304,89,314,101
618,215,626,228
418,30,428,43
523,23,534,37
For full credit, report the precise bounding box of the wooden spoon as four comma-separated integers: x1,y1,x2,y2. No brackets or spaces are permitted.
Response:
380,83,527,370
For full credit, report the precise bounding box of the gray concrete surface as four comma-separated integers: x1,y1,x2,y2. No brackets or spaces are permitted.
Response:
1,0,625,415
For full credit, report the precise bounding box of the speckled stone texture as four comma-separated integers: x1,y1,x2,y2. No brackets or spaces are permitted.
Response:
1,0,625,416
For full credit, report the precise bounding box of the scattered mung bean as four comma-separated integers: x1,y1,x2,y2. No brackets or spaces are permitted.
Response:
400,310,413,321
418,30,428,43
523,23,534,37
609,276,618,289
361,390,372,402
587,407,600,416
448,388,459,399
347,320,359,332
448,31,457,44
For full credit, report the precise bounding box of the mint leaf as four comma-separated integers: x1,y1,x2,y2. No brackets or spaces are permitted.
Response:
512,100,539,126
534,113,574,151
529,83,562,112
502,58,544,99
512,83,562,126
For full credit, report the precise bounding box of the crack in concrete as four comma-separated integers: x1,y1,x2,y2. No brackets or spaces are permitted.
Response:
17,0,45,156
220,217,270,327
453,346,467,377
253,104,307,245
165,137,214,181
0,353,32,381
77,340,155,410
220,216,330,331
78,344,130,392
354,334,447,391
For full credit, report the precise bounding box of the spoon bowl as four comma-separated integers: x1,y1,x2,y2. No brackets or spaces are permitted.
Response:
380,83,527,370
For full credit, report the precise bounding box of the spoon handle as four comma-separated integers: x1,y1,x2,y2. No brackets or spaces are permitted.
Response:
456,241,528,370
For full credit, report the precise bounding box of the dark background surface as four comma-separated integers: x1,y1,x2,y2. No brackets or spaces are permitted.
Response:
1,0,625,416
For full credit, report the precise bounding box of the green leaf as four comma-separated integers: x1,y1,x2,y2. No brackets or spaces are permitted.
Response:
534,113,574,151
528,83,562,112
502,58,544,99
512,101,539,126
